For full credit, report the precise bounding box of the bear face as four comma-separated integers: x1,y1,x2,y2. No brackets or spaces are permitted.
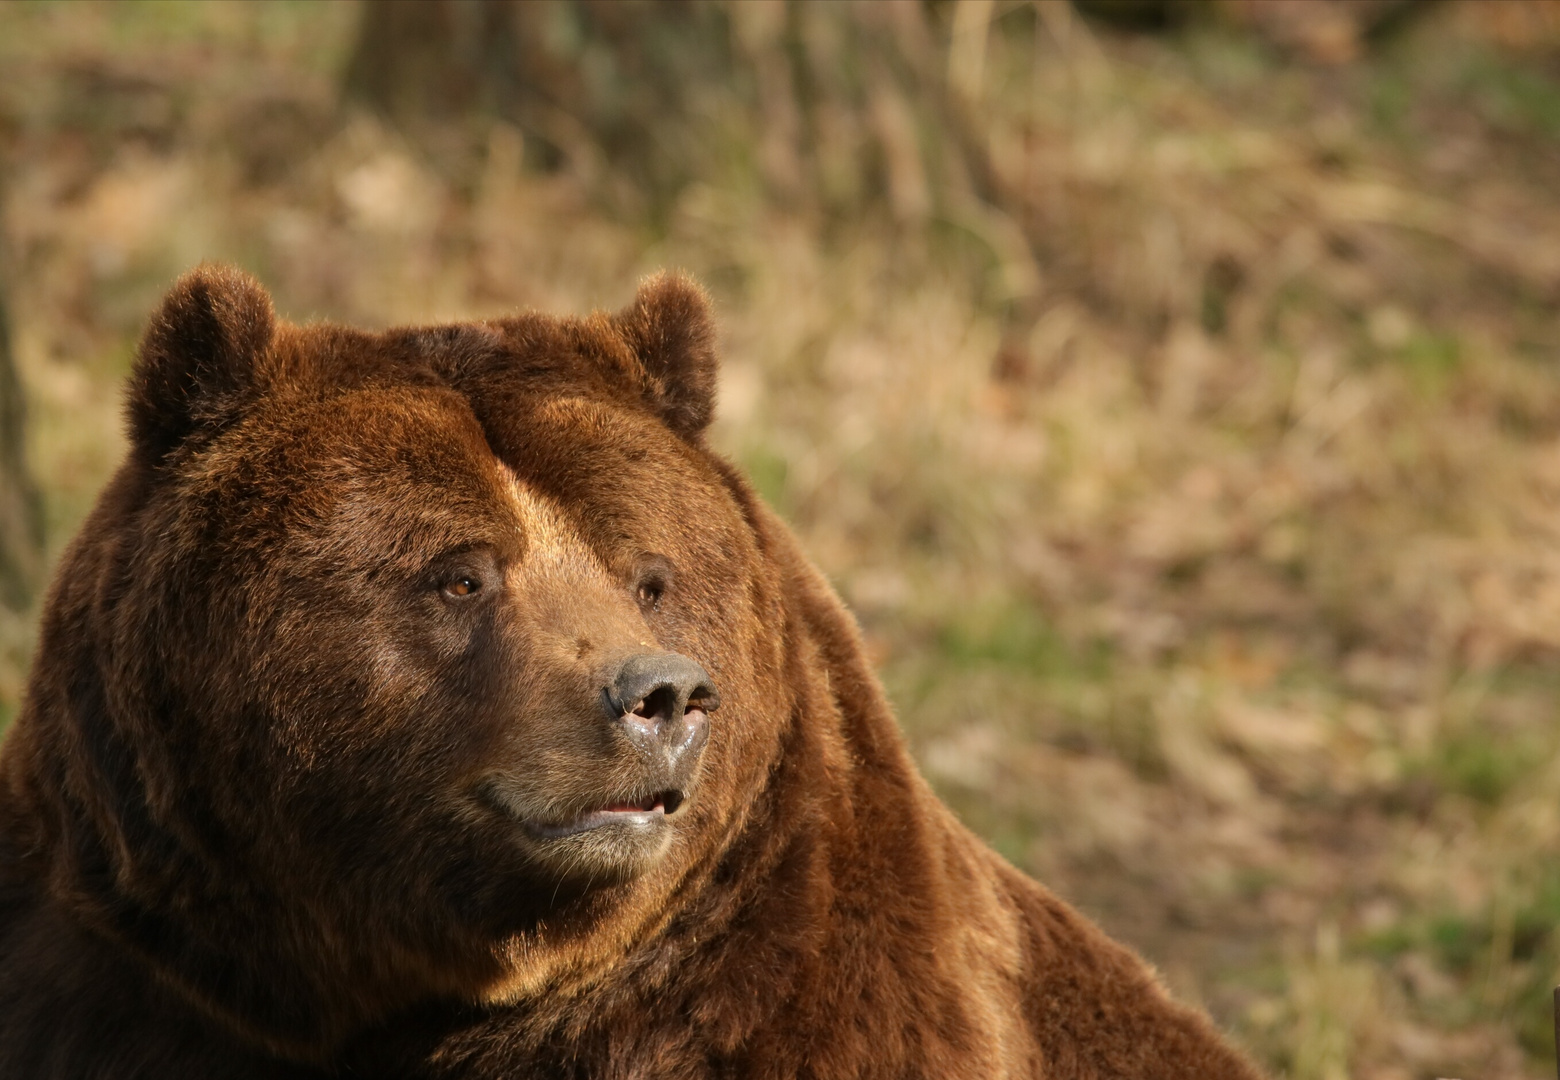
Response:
20,267,788,1055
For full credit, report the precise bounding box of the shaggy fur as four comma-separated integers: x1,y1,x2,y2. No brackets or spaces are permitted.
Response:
0,266,1265,1079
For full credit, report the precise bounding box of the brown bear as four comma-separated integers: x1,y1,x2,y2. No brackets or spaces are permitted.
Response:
0,266,1264,1078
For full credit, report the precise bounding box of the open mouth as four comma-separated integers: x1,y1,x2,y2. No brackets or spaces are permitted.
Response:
525,789,686,839
601,790,683,814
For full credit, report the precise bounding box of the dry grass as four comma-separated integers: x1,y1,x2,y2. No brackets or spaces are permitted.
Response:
3,2,1560,1076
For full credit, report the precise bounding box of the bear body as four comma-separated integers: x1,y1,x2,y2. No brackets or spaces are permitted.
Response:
0,268,1263,1079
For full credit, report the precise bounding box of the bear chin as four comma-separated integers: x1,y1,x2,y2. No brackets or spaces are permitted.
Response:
479,775,686,884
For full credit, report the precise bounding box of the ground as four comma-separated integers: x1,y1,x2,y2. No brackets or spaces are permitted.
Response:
1,2,1560,1077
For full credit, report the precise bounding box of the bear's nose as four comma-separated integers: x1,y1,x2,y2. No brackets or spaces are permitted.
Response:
603,652,719,775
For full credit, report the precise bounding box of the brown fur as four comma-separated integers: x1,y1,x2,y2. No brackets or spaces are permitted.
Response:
0,266,1265,1079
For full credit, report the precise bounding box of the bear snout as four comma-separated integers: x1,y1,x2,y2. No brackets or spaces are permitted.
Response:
602,652,717,781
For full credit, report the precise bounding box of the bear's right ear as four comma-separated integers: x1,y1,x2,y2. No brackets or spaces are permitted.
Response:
127,265,276,462
612,272,719,442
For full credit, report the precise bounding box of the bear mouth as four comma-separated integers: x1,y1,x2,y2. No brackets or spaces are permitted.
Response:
504,788,687,840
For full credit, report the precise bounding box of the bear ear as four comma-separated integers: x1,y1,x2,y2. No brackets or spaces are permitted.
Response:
613,271,719,441
127,265,276,462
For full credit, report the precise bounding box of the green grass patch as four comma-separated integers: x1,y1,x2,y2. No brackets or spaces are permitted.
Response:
1359,920,1416,960
1367,65,1416,139
1398,332,1463,392
1459,50,1560,141
736,445,790,516
1429,913,1486,975
1423,729,1541,806
934,601,1111,679
889,601,1168,777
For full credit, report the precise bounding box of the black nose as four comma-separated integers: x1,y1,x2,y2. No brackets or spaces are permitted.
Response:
603,653,719,773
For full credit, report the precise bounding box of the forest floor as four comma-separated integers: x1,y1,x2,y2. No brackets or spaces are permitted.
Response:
3,2,1560,1077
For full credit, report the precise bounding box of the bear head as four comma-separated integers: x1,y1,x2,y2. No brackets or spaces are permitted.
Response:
14,266,792,1058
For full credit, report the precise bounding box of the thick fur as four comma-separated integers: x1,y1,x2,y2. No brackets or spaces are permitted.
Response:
0,267,1265,1079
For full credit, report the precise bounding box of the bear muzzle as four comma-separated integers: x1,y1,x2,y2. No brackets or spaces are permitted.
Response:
602,651,718,774
480,651,719,851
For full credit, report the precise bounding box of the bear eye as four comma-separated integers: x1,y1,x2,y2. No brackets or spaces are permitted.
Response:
634,553,675,613
430,548,500,603
443,575,482,599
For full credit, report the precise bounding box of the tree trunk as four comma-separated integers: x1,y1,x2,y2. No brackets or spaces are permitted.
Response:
0,272,43,612
340,0,993,220
340,0,1050,357
342,0,732,213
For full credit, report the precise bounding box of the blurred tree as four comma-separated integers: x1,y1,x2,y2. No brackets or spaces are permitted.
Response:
1077,0,1431,63
343,0,732,214
342,0,1038,333
0,70,43,614
0,268,43,612
343,0,1009,225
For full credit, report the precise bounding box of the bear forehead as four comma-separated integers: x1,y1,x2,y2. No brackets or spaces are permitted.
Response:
176,375,722,572
221,384,501,485
235,319,698,479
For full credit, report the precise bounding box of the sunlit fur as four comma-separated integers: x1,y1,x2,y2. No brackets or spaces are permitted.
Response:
0,266,1265,1078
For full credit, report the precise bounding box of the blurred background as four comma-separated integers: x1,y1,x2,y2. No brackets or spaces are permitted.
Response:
1,0,1558,1074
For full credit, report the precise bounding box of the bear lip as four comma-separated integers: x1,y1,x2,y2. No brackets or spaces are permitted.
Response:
484,783,687,840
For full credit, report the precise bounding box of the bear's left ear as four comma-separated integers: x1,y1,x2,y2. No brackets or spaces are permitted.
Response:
613,271,719,441
127,265,276,463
